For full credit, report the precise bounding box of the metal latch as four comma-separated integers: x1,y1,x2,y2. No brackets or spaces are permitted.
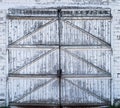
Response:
57,69,62,78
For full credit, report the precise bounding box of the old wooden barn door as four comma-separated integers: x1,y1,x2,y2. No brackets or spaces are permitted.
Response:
7,8,112,107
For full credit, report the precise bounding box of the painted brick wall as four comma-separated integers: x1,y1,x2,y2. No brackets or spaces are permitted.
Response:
112,9,120,101
2,0,109,4
0,9,7,106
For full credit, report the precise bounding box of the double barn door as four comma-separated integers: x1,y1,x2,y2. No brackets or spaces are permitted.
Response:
8,8,112,107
